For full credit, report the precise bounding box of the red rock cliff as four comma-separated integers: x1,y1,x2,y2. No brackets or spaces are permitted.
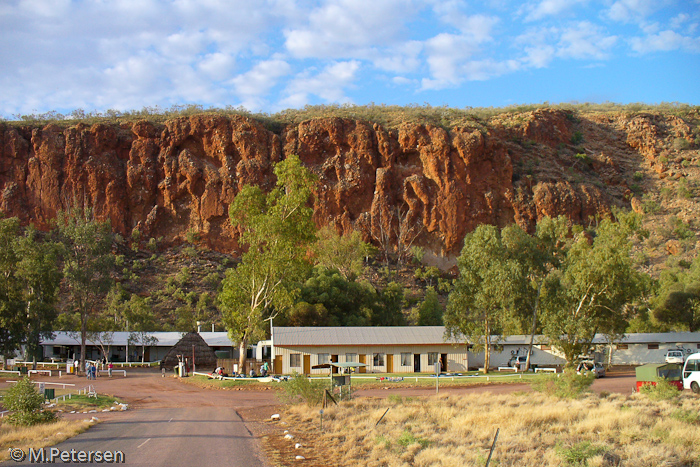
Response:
2,109,687,258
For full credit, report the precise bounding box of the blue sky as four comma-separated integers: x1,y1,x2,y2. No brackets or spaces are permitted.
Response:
1,0,699,118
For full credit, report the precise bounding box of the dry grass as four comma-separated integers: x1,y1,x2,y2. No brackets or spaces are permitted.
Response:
281,391,700,467
0,419,95,462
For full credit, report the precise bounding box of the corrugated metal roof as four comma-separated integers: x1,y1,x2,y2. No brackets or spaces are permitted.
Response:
273,326,461,346
41,331,234,347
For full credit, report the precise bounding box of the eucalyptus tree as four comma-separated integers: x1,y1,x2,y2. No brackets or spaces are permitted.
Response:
14,227,62,366
444,224,525,373
540,213,646,365
0,218,61,365
219,155,317,374
653,255,700,332
507,216,569,371
57,208,114,371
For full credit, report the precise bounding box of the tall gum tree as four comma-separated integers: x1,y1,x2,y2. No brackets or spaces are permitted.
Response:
540,213,646,365
0,218,61,365
219,155,316,374
57,208,114,372
444,224,525,374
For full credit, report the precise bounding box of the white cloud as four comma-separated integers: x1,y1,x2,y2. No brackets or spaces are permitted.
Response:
421,31,522,90
423,33,479,87
605,0,661,23
231,59,291,110
283,0,422,59
523,0,586,22
556,22,617,60
629,30,700,54
372,41,423,73
432,2,500,42
279,61,361,108
516,27,558,68
670,13,690,30
198,53,236,81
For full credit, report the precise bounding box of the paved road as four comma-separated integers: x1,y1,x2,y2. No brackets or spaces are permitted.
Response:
6,407,266,467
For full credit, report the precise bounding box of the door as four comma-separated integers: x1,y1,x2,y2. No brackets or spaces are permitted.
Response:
386,354,394,373
331,355,339,374
441,353,448,372
358,354,366,373
414,354,421,373
303,355,310,375
274,356,282,375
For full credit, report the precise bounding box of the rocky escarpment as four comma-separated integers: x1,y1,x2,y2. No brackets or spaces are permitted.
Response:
1,109,697,262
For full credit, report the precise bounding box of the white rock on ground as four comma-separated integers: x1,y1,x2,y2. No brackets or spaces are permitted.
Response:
295,443,302,449
284,434,294,439
295,456,305,461
271,414,280,420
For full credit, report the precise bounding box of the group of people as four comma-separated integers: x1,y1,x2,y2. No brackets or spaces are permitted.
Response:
71,357,115,378
85,361,97,380
212,361,270,379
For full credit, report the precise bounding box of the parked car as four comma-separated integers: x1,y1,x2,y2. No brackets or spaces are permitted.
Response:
576,361,605,378
665,350,685,364
682,352,700,394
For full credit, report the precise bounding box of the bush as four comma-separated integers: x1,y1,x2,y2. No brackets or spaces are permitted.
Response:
531,369,594,399
638,379,680,401
278,372,327,406
570,131,584,145
3,377,58,426
556,441,606,466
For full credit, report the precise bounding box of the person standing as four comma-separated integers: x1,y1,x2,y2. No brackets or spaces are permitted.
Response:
107,361,113,377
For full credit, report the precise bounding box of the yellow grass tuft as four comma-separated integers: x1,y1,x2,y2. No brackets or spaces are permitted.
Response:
284,391,700,467
0,419,94,462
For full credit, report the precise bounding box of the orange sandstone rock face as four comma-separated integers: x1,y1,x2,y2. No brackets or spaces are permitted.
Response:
0,111,655,258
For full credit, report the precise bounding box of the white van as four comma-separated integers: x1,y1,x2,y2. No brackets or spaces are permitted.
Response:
682,352,700,394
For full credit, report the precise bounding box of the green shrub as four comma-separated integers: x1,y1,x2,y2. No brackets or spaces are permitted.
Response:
556,441,606,466
278,372,327,406
204,272,221,288
673,137,690,150
531,369,594,399
410,246,425,264
176,266,190,286
397,429,430,448
3,377,58,426
669,408,700,424
638,378,680,401
574,153,591,165
633,171,644,181
570,131,584,145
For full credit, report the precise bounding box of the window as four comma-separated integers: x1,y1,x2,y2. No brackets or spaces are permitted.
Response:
616,344,628,350
697,344,700,349
317,353,329,365
401,353,412,366
290,354,301,368
428,352,438,366
539,345,551,351
373,353,385,366
345,353,357,363
686,359,699,372
648,344,659,350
